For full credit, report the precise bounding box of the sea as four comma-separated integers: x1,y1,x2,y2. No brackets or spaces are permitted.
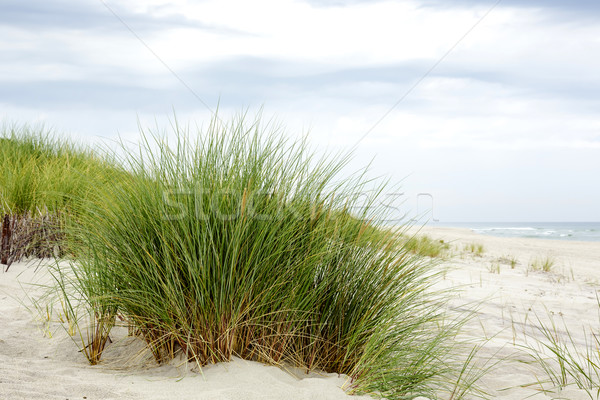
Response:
427,221,600,242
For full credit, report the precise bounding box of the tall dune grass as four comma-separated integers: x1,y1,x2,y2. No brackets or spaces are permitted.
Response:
52,114,481,398
0,124,114,214
0,124,118,265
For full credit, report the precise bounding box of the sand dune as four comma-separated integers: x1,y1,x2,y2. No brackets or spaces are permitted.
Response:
0,261,372,400
1,228,599,399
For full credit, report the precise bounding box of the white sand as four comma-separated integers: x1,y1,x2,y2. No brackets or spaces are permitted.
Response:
417,227,600,399
1,229,599,399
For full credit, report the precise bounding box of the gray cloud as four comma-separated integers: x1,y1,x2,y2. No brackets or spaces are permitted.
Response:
5,0,595,114
0,0,249,35
181,55,600,113
0,0,113,30
417,0,600,24
4,52,598,118
418,0,600,11
303,0,600,15
0,80,187,112
299,0,374,7
184,57,426,98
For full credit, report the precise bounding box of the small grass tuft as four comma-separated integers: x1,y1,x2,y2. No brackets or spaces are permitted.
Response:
464,242,485,257
498,255,518,269
529,256,556,273
404,234,450,259
520,307,600,398
488,262,500,274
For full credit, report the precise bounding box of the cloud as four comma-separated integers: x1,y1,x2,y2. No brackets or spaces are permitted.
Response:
1,0,599,220
0,0,114,30
297,0,375,8
418,0,600,13
0,80,183,111
0,0,247,34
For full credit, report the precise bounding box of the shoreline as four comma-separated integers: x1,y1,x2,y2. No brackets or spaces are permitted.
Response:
413,226,600,282
418,221,600,243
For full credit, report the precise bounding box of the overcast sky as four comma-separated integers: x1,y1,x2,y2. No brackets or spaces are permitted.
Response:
1,0,599,222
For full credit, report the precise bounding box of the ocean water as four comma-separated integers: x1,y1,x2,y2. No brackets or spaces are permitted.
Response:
428,222,600,242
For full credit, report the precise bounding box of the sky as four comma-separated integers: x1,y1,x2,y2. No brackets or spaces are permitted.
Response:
1,0,599,222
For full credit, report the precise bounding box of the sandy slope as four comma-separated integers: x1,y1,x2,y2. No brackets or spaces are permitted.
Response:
1,228,599,399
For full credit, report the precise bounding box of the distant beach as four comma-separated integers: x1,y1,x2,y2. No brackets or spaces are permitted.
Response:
426,221,600,242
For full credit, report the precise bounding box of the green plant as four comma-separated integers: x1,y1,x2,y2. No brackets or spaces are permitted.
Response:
404,234,450,259
0,124,115,215
488,262,500,274
44,261,116,365
464,242,485,257
0,124,120,265
499,255,518,269
54,113,482,398
530,256,556,273
520,309,600,399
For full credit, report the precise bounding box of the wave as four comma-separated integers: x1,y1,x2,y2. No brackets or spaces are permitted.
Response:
430,222,600,242
474,227,537,232
468,225,600,242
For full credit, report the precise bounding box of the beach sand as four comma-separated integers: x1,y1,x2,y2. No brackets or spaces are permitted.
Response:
1,228,599,399
418,227,600,399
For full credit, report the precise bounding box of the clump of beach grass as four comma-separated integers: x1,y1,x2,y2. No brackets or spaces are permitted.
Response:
488,262,500,274
464,242,485,257
498,255,518,269
53,113,483,399
529,256,556,273
403,234,450,259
